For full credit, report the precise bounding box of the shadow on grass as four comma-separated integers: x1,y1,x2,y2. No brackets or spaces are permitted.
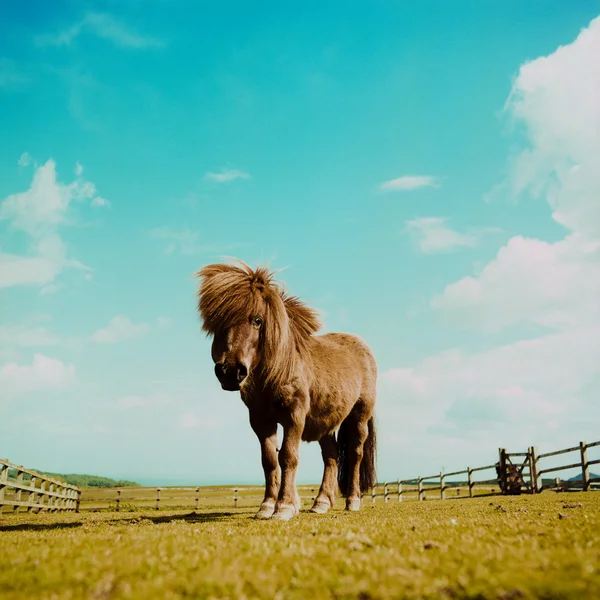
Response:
0,521,83,532
107,511,244,525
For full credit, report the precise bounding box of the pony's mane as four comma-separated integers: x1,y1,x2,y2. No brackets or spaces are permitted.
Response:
195,259,322,388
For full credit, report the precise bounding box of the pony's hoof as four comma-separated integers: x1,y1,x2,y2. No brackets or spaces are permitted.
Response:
345,498,361,511
254,502,275,519
271,504,297,521
309,500,330,515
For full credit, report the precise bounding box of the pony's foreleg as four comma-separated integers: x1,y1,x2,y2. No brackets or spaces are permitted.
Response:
271,419,304,522
250,415,280,519
310,433,338,514
345,419,369,511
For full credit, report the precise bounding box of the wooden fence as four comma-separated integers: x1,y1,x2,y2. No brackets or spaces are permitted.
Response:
535,440,600,492
3,439,597,515
374,439,600,503
71,438,600,512
80,484,336,512
0,459,81,514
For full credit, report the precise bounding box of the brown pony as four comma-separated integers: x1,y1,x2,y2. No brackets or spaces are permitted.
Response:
195,260,378,521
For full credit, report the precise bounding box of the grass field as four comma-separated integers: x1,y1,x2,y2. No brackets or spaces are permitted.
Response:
1,491,599,599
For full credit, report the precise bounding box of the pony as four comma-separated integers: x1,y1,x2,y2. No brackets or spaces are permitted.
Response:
195,259,378,521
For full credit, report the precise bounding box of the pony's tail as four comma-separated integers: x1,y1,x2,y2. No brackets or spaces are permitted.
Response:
337,416,377,497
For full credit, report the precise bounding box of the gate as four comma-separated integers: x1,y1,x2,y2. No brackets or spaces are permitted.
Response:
496,447,540,495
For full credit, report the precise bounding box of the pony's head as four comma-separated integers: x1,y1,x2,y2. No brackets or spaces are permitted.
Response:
195,260,321,392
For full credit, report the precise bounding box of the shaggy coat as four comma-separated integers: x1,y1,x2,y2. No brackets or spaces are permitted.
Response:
196,260,377,520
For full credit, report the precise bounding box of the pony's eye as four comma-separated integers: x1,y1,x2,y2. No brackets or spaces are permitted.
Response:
251,317,263,328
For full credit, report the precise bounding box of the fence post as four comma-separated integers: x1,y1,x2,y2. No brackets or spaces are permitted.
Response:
371,485,376,504
234,488,238,509
116,489,121,512
0,462,8,508
529,446,541,494
37,480,45,512
76,489,81,513
418,477,424,501
397,481,402,503
580,441,591,492
498,448,507,493
384,483,390,503
28,476,38,512
468,468,474,498
14,469,24,513
440,472,446,500
195,487,200,511
156,488,161,510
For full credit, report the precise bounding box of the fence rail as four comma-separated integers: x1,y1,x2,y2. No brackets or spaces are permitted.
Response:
536,440,600,493
2,438,597,515
79,484,340,512
391,439,599,501
0,459,81,514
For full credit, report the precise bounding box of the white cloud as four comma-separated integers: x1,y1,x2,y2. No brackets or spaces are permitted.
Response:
377,323,600,476
151,227,202,255
404,217,478,254
376,15,600,478
35,12,164,49
204,169,251,183
40,282,61,295
502,15,600,238
0,253,63,288
379,175,440,192
0,324,61,347
18,152,32,168
0,158,105,289
0,354,76,396
118,396,147,409
156,316,171,328
179,411,201,429
89,315,149,344
431,16,600,335
91,196,110,208
431,233,600,332
150,227,243,255
178,411,219,430
113,392,171,412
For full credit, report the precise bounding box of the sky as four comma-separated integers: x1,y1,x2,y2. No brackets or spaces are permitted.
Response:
1,1,599,486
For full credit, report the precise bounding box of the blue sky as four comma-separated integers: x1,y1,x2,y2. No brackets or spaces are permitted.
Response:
1,1,599,485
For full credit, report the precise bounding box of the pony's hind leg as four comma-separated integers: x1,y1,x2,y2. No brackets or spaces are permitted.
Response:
343,411,375,512
250,413,280,519
310,433,338,514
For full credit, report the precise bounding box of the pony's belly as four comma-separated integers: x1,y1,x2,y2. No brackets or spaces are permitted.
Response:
301,414,338,442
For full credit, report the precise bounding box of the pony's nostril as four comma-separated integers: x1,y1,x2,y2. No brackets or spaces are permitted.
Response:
215,363,227,378
236,364,248,382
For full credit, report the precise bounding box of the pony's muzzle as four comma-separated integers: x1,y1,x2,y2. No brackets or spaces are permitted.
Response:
215,361,248,391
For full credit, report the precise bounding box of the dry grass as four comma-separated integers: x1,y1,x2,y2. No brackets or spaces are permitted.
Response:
1,491,599,599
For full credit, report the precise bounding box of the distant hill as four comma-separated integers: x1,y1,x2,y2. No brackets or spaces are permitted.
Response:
7,468,139,488
567,472,600,482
